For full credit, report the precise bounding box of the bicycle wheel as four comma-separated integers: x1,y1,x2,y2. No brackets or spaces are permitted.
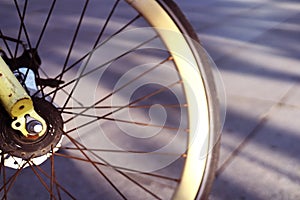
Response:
0,0,220,199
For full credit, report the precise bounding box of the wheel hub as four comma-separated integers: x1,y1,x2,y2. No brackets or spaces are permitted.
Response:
0,97,63,161
0,48,65,168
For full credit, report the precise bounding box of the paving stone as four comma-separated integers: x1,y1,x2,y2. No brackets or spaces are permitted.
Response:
195,1,300,61
282,84,300,108
176,1,300,199
218,95,274,166
211,105,300,200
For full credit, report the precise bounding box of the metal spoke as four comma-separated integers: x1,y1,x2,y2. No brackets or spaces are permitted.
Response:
35,0,57,49
59,0,122,111
60,103,187,110
59,44,92,112
103,117,185,131
13,0,32,50
62,133,171,199
0,153,8,199
93,0,120,48
32,13,141,98
65,80,181,133
54,152,179,182
64,133,127,199
62,110,184,131
37,54,84,107
42,35,158,100
50,147,58,200
14,0,28,58
0,30,14,58
63,56,171,121
51,0,90,103
62,131,181,182
0,159,30,197
61,146,186,157
28,162,55,199
12,0,41,98
33,164,76,200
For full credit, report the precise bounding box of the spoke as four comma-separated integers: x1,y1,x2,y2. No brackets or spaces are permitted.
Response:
35,0,57,49
32,14,141,97
54,152,107,167
0,30,14,58
61,146,186,157
33,164,76,200
59,43,93,111
0,159,30,197
54,152,179,182
103,117,185,131
38,56,84,107
20,0,56,99
43,35,158,100
21,67,36,94
10,156,22,169
65,80,182,133
13,0,32,50
62,109,185,131
60,0,122,110
0,33,24,46
0,30,25,83
52,0,90,103
0,153,8,199
61,103,187,110
32,53,87,98
50,147,58,200
56,152,168,199
64,133,127,199
33,52,89,98
28,162,55,199
63,56,171,121
62,131,180,182
100,14,141,47
61,110,100,118
62,134,172,199
93,0,120,48
14,0,28,58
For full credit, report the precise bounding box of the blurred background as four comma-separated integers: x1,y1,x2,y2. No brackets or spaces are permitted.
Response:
175,0,300,199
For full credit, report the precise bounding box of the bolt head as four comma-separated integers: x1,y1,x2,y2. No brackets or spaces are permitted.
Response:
27,120,43,135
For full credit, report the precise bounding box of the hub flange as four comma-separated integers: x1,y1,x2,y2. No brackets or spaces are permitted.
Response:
0,97,63,160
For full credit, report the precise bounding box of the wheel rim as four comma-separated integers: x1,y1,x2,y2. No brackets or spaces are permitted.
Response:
0,0,211,199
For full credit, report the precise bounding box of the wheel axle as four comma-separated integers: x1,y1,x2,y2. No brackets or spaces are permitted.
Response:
0,56,47,137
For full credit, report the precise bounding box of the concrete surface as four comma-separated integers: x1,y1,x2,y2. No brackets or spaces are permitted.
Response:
0,0,299,199
175,0,300,199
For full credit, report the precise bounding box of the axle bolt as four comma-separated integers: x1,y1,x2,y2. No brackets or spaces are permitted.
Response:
26,120,43,135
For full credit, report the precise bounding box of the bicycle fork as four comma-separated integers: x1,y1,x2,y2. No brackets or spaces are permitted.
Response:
0,56,46,138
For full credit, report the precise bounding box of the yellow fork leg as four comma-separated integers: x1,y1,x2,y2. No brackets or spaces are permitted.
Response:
0,56,46,138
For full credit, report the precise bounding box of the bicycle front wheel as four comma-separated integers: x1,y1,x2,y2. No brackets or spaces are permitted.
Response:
0,0,220,199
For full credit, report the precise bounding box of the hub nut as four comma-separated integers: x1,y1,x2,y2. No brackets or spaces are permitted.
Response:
26,120,43,135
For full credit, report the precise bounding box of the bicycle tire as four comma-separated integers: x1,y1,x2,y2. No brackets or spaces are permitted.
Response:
0,0,220,199
157,1,221,199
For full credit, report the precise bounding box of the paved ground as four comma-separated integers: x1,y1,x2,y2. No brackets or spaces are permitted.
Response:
1,1,299,199
175,0,300,199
